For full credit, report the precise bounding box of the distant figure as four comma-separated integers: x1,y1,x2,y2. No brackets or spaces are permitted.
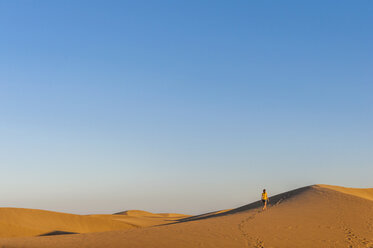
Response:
261,189,268,210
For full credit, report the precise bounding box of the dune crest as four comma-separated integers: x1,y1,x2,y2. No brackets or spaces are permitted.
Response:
91,210,190,227
0,184,372,248
0,208,136,238
316,184,373,201
114,210,154,216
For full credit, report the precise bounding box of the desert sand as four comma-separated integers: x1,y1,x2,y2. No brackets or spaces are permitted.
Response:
0,208,136,237
89,210,190,227
0,185,372,248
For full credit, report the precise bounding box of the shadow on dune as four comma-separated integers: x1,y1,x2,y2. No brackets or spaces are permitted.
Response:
172,185,313,224
38,231,79,236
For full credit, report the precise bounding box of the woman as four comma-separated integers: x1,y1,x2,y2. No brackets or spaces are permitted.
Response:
261,189,268,210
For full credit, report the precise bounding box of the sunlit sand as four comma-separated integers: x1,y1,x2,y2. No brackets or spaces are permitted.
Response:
0,184,372,247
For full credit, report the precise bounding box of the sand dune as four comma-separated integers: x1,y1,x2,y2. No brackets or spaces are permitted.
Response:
116,210,188,218
0,208,187,238
0,185,372,247
90,210,190,227
0,208,137,237
318,184,373,201
114,210,159,216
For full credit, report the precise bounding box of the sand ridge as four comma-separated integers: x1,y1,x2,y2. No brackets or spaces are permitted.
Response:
0,208,188,238
0,208,137,237
316,184,373,201
89,210,190,227
0,184,372,248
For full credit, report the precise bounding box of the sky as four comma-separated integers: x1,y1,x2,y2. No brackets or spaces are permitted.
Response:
0,0,372,215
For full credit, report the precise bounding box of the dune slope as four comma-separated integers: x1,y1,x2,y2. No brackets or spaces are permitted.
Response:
0,208,136,237
1,185,372,248
318,184,373,201
90,210,190,227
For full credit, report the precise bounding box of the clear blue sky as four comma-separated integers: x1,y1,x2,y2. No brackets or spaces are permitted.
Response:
0,0,372,215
